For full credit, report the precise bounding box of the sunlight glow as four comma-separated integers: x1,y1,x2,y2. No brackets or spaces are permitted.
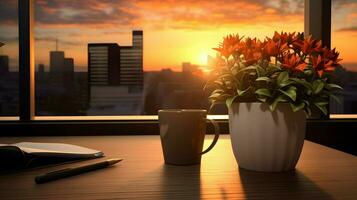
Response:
198,53,208,66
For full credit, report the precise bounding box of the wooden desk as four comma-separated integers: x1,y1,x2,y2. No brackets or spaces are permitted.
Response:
0,135,356,200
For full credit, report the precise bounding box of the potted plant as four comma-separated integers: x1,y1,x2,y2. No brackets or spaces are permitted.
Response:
205,32,343,172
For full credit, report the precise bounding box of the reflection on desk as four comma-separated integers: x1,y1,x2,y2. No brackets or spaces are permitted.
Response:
0,135,356,199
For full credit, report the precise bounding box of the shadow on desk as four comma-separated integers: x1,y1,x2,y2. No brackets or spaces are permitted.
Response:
238,167,333,200
159,164,201,200
0,157,93,175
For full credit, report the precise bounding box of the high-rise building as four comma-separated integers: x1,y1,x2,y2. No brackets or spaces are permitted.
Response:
87,31,144,115
49,50,74,84
88,31,143,88
50,51,65,73
0,55,9,74
119,30,143,89
64,58,74,73
88,43,120,86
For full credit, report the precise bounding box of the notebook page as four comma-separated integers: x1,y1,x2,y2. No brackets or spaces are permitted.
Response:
12,142,103,157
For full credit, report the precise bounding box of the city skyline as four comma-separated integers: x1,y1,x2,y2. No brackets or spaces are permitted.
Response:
1,0,357,72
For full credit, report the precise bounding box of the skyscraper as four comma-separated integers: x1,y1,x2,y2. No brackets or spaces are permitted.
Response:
119,30,143,90
87,30,144,115
64,58,74,73
49,50,74,84
88,30,143,88
88,43,120,86
50,51,65,73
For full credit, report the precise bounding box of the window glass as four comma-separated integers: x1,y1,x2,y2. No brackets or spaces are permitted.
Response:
330,0,357,114
34,0,304,116
0,0,19,116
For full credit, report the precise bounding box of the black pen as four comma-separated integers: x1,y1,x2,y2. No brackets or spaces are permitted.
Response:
35,158,123,184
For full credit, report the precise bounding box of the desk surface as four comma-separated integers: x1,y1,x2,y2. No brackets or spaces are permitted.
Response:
0,135,356,200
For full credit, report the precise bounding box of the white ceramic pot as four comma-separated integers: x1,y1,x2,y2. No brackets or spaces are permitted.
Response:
229,103,306,172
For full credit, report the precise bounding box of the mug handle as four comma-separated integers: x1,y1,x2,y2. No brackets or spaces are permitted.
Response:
201,118,220,154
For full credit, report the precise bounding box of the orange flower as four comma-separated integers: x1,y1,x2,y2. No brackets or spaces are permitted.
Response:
322,47,342,65
282,54,307,72
242,37,264,65
264,39,288,57
272,31,303,46
311,55,336,77
213,34,244,59
213,46,236,59
297,35,323,55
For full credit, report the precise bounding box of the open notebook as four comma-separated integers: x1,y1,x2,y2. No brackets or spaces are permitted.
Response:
0,142,104,169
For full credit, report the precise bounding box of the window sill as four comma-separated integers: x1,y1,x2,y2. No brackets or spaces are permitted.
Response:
0,117,355,155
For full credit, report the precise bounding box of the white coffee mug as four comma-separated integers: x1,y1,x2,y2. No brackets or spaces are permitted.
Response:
158,109,219,165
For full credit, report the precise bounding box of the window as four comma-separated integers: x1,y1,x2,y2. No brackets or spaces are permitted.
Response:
33,0,304,116
1,0,355,123
330,0,357,117
0,0,19,117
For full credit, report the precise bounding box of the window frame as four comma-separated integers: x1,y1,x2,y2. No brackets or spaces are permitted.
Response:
19,0,331,121
0,0,355,155
0,0,356,139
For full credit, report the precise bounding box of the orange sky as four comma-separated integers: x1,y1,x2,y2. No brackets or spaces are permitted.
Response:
0,0,356,72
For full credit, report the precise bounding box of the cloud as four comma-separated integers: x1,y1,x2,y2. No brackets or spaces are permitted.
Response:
0,0,305,30
34,0,140,28
133,0,304,29
0,0,17,25
0,36,18,43
35,36,82,46
333,0,357,9
5,0,356,32
336,26,357,32
0,36,81,46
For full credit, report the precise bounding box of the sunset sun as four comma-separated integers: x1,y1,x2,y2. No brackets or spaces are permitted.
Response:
198,53,208,66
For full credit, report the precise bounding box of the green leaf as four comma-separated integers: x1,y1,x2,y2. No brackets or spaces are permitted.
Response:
237,87,251,96
290,102,305,112
208,93,221,99
210,89,225,97
209,100,216,111
257,97,267,102
313,102,328,115
238,65,258,74
213,89,225,93
226,95,239,108
290,78,312,90
255,77,271,82
312,80,325,94
302,99,310,106
269,95,288,111
203,84,209,91
255,88,272,97
279,80,294,88
305,107,312,117
278,86,297,101
326,83,343,90
306,89,312,95
267,64,281,71
231,66,239,76
314,101,329,106
277,71,289,86
214,80,223,85
218,73,232,79
330,94,342,104
237,72,247,90
304,69,313,76
255,65,266,77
